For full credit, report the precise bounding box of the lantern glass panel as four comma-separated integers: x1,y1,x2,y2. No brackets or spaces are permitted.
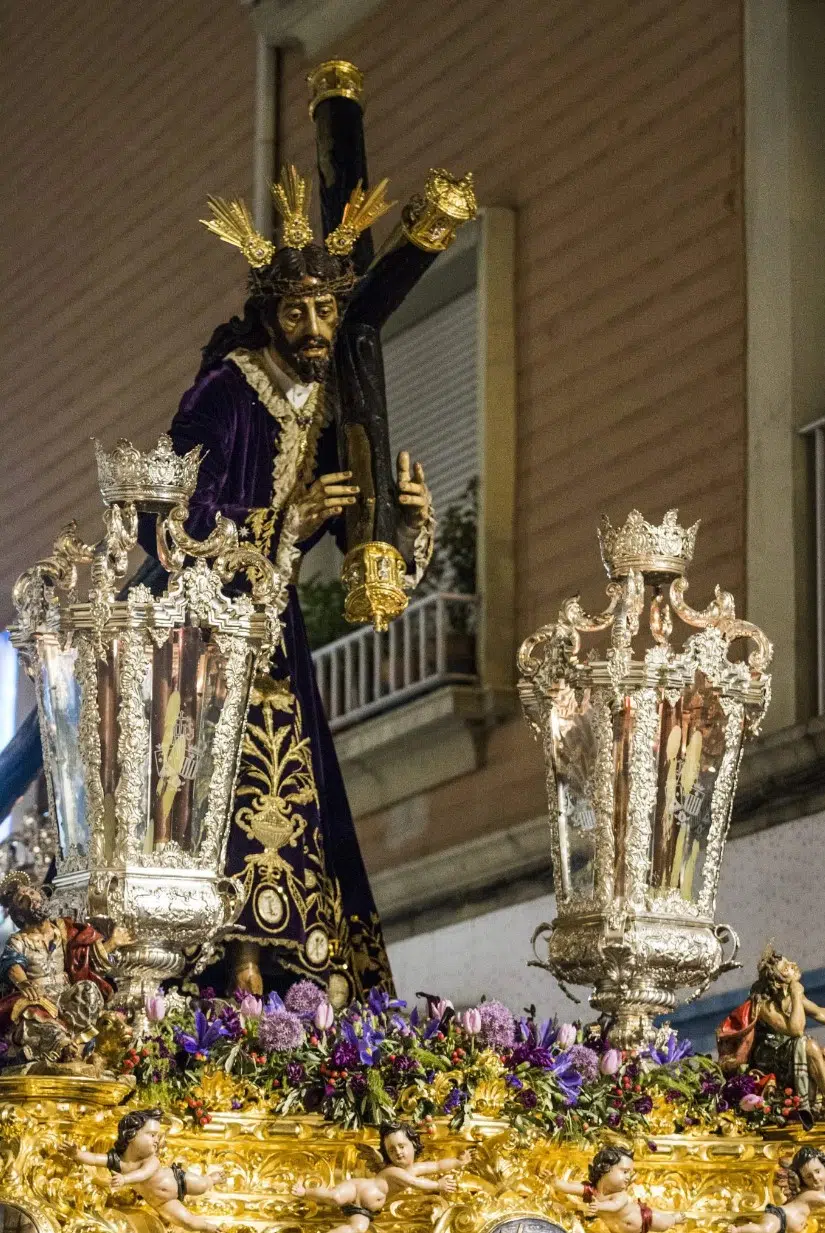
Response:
551,688,598,900
649,671,735,904
39,638,89,860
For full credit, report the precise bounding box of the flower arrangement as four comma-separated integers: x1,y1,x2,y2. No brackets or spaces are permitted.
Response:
115,985,804,1139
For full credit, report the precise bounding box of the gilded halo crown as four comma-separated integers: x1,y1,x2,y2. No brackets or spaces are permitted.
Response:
598,509,700,580
200,163,393,278
95,435,203,511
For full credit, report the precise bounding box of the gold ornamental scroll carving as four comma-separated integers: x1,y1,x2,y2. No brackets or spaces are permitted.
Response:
0,1077,817,1233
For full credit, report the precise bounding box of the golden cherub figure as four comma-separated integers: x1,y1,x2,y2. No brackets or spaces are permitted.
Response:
68,1107,226,1231
727,1147,825,1233
292,1121,471,1231
553,1146,685,1233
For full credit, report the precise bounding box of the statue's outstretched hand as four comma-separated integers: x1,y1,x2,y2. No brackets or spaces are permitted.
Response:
294,473,359,539
397,451,430,530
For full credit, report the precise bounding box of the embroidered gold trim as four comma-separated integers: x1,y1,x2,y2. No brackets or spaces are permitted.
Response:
227,348,327,554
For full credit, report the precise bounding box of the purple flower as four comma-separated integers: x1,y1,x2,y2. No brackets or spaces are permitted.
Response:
342,1018,385,1065
556,1023,577,1048
392,1054,419,1074
285,1060,306,1086
600,1048,622,1076
564,1045,600,1085
634,1094,654,1114
461,1008,483,1035
331,1041,360,1069
506,1075,524,1090
647,1032,694,1065
238,994,263,1019
606,1109,621,1127
739,1093,764,1112
285,980,327,1019
314,1002,334,1031
723,1073,758,1104
257,1010,305,1053
549,1055,585,1105
350,1073,367,1095
519,1088,538,1109
700,1073,722,1097
264,991,286,1013
175,1009,230,1059
368,988,406,1017
218,1005,243,1041
478,1001,516,1049
444,1087,468,1113
145,993,166,1022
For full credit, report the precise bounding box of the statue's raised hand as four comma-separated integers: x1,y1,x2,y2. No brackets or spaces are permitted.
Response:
294,472,359,539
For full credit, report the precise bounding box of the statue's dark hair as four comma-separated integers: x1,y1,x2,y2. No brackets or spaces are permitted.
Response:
791,1146,825,1183
378,1122,423,1165
114,1107,163,1157
751,946,791,1001
198,244,351,377
588,1146,633,1187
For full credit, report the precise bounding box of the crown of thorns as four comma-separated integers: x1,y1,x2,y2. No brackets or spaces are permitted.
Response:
200,164,395,298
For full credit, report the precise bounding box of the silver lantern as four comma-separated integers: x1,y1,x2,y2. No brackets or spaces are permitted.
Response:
518,511,771,1046
9,436,296,1011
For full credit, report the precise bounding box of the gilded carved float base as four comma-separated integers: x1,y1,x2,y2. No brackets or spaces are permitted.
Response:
0,1077,813,1233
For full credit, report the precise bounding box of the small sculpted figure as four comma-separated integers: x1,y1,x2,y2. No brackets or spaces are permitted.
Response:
292,1121,471,1231
717,946,825,1116
0,871,129,1066
727,1146,825,1233
553,1146,685,1233
69,1107,226,1231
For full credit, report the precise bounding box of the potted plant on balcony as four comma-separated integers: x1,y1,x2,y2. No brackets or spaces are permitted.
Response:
420,477,477,675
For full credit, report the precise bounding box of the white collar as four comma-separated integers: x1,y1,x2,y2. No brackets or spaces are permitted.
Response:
260,346,317,412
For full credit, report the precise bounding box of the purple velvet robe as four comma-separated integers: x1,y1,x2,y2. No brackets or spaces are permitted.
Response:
140,355,393,1001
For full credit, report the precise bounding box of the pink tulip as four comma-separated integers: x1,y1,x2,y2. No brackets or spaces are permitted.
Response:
739,1093,763,1112
145,992,166,1023
314,1001,334,1031
556,1023,577,1048
461,1008,482,1035
433,998,454,1020
600,1048,622,1076
238,994,263,1019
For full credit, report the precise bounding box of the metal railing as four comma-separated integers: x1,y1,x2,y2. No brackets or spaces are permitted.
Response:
801,415,825,714
312,592,478,733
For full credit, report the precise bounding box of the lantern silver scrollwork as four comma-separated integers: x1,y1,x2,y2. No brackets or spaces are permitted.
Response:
518,511,772,1047
9,436,298,1011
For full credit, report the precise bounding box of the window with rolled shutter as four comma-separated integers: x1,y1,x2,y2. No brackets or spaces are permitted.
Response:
383,287,478,524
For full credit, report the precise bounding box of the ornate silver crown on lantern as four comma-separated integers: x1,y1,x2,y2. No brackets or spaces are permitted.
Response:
519,510,772,1047
9,436,297,1014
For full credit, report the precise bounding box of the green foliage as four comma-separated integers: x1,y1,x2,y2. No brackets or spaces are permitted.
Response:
424,477,478,596
298,576,350,650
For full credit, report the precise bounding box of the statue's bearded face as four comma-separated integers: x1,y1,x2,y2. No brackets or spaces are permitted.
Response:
268,277,340,383
12,887,49,926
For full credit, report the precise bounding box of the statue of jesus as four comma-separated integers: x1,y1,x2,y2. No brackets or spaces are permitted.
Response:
137,169,434,1002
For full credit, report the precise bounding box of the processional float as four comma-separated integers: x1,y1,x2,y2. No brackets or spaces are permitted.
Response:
0,57,821,1233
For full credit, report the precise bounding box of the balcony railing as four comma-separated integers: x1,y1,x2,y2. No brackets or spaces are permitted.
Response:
801,415,825,714
312,592,478,733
